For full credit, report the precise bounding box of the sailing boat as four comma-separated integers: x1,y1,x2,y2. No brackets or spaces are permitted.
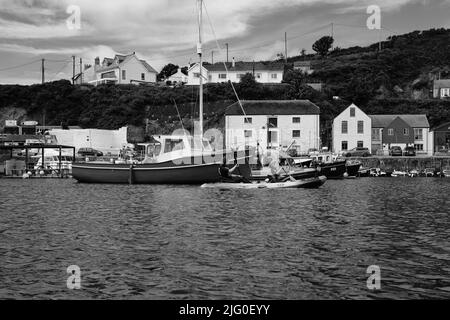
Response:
72,0,228,184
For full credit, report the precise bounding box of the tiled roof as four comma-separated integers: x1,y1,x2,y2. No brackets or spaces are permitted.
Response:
96,53,157,74
226,100,320,116
294,61,312,67
140,60,157,74
434,79,450,89
369,115,430,128
204,62,284,72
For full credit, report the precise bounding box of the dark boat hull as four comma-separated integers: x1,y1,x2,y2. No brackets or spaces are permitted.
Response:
318,161,347,179
346,163,361,177
72,162,223,184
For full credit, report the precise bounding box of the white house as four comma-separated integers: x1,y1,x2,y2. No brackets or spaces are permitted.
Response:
332,104,372,154
167,68,188,84
76,53,158,86
225,100,320,155
293,61,314,75
433,79,450,99
187,59,284,85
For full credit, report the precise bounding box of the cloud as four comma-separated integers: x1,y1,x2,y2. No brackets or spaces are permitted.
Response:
0,0,448,84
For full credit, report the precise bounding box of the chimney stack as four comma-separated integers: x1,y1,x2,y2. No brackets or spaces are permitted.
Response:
94,57,100,71
232,57,235,68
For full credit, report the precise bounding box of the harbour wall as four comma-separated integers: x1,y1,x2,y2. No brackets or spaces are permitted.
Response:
351,157,450,171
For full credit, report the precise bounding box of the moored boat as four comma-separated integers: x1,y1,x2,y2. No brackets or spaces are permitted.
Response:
201,176,327,189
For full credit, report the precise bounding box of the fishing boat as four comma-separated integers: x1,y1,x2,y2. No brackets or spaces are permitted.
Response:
72,0,236,185
201,176,327,189
346,160,362,177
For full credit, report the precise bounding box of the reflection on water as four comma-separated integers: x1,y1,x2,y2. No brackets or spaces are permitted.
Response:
0,178,449,299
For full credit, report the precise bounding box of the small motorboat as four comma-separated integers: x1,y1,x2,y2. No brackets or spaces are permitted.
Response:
424,168,435,177
391,170,407,177
443,167,450,178
408,170,419,177
201,176,327,189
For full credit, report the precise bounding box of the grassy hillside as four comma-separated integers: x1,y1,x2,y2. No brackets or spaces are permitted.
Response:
1,28,450,146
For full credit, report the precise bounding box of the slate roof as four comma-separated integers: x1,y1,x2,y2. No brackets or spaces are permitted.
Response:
226,100,320,116
96,54,157,74
294,61,312,67
369,115,430,128
433,79,450,89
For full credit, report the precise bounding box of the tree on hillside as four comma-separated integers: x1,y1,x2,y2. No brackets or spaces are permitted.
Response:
312,36,334,56
157,63,179,81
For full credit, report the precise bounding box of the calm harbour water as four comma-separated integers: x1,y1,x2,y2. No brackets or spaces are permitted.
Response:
0,178,449,300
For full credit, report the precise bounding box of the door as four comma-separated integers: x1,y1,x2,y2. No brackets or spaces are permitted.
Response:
268,129,279,149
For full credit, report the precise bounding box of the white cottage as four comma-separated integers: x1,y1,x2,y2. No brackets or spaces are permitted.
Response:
225,100,320,155
187,59,284,85
332,104,372,154
80,53,158,86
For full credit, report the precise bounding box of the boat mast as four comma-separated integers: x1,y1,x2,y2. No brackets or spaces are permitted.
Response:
197,0,203,141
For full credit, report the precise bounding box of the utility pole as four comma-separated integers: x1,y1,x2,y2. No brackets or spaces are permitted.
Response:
284,32,288,63
211,51,214,64
378,28,382,52
41,59,45,84
79,58,83,84
72,55,76,84
225,43,229,63
331,23,334,50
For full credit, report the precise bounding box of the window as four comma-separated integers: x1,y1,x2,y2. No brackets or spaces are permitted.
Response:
442,88,450,97
403,128,409,136
164,139,184,153
341,121,348,134
122,70,126,80
194,72,200,78
268,117,278,128
256,73,262,79
271,73,278,79
244,117,252,124
141,73,145,81
372,128,381,141
244,130,252,138
101,71,115,79
293,130,301,138
292,117,301,124
357,121,364,134
350,108,356,117
357,141,364,148
414,144,424,151
208,75,212,81
237,74,245,79
219,74,227,79
342,141,348,151
414,128,423,140
388,128,394,136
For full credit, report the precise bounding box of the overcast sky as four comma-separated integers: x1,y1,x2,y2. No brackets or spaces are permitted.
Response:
0,0,449,84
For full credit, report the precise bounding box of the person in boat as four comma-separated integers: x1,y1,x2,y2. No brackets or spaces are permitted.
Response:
219,162,250,183
266,157,295,183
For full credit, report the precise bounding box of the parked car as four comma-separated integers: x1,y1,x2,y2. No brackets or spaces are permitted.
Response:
344,147,371,157
403,146,416,157
435,148,449,156
77,148,103,157
389,146,403,157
